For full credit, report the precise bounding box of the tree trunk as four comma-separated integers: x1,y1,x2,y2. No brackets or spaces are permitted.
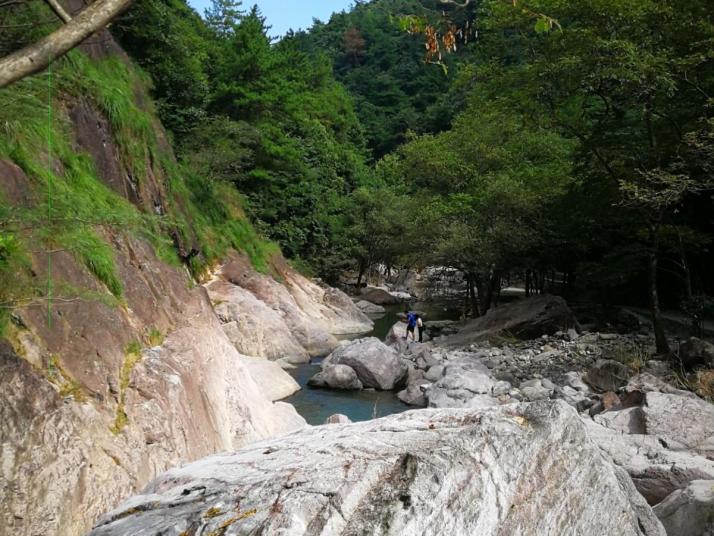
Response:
356,258,367,288
677,230,693,302
0,0,132,88
475,275,489,316
648,224,670,355
483,269,500,314
466,272,479,318
525,270,531,298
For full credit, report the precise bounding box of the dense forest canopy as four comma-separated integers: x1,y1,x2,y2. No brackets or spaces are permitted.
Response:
1,0,712,351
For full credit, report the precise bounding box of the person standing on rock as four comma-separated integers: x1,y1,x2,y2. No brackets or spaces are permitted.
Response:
416,314,424,343
405,309,417,341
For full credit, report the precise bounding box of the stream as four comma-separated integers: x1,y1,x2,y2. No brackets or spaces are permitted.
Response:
284,302,461,425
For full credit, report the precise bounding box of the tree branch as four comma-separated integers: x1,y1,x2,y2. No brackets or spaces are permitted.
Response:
44,0,72,23
0,0,132,88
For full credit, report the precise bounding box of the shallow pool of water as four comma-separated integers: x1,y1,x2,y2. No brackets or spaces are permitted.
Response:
284,301,461,425
285,357,410,425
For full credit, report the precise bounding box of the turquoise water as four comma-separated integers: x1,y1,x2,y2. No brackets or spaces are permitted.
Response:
284,302,460,425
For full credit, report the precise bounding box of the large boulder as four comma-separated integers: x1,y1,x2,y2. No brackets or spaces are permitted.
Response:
88,402,664,536
308,364,363,390
207,280,310,363
238,356,301,401
397,368,429,407
355,300,386,315
219,255,372,356
653,480,714,536
425,319,459,338
582,418,714,505
321,337,408,390
360,286,399,305
386,321,430,346
397,383,428,407
679,337,714,370
519,378,554,401
425,361,496,408
586,359,634,392
642,392,714,459
441,295,580,346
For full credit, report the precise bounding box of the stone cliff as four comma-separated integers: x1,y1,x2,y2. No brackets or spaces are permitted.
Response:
0,24,371,536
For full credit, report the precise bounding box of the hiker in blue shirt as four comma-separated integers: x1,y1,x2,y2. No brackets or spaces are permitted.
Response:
405,309,417,341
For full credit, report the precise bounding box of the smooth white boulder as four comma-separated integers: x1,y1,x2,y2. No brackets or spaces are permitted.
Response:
237,355,301,401
321,337,408,390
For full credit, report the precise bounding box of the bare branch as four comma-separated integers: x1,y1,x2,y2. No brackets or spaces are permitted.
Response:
44,0,72,23
0,0,30,8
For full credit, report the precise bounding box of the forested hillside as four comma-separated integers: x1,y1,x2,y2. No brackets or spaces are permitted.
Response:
2,0,713,344
1,0,714,534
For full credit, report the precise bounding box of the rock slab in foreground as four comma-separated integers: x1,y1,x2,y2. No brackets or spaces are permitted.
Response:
88,401,664,536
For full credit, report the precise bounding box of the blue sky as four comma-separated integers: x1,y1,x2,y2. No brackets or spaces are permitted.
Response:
187,0,355,37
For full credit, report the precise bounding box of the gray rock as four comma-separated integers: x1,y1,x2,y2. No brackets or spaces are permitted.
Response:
441,295,581,346
583,418,714,505
308,364,363,390
397,382,428,407
413,346,439,369
623,373,697,399
404,365,425,385
355,300,386,315
425,320,459,338
594,407,646,435
237,356,301,401
425,365,445,382
555,385,593,410
679,337,714,370
463,395,501,408
359,286,399,305
599,333,620,341
322,337,407,390
324,414,352,425
519,379,553,401
425,361,497,408
438,368,493,395
88,402,665,536
208,281,310,363
653,480,714,536
586,359,634,392
642,392,714,459
492,380,512,396
509,388,525,401
541,378,557,390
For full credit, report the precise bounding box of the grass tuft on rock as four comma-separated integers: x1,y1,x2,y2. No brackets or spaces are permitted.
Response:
111,341,143,435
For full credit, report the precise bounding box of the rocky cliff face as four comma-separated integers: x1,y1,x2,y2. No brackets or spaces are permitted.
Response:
208,255,372,364
0,30,370,536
